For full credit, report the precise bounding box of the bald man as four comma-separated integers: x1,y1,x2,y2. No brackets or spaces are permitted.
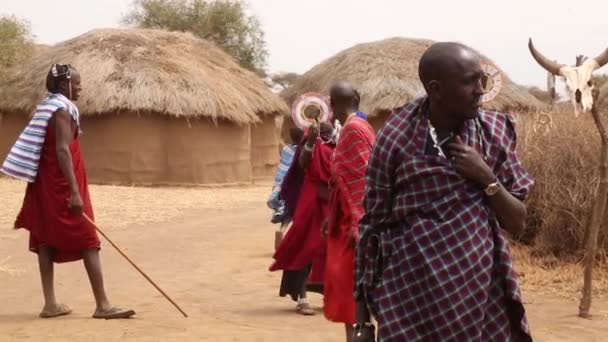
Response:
353,43,534,341
323,82,375,342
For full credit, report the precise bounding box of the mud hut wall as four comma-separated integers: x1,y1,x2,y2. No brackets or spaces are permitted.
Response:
81,114,169,184
80,114,252,185
280,116,298,145
251,115,280,180
167,116,252,184
0,113,29,168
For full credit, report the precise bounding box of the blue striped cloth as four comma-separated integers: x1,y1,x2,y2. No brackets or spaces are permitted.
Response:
1,93,80,183
267,144,297,208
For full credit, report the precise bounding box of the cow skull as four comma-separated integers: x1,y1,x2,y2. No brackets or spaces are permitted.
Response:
528,38,608,116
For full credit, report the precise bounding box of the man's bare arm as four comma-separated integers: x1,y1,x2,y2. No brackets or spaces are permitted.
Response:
54,110,83,215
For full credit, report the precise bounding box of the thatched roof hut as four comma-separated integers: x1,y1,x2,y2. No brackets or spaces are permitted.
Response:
282,37,544,133
0,28,288,185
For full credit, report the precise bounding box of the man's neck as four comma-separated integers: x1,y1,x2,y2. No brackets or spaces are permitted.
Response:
54,92,71,101
427,102,462,136
338,107,358,124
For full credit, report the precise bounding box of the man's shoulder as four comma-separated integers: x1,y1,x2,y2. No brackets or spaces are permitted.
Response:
371,97,424,157
344,116,374,135
479,108,516,123
379,98,423,137
478,109,519,145
479,108,517,127
37,95,71,116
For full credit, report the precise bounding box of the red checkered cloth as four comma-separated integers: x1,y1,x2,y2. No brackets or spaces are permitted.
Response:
324,116,375,324
355,97,534,341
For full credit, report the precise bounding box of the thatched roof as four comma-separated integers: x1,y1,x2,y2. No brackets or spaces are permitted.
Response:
282,37,545,116
0,28,287,124
599,82,608,111
33,44,51,53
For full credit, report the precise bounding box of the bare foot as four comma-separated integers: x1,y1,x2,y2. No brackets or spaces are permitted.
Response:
39,303,72,318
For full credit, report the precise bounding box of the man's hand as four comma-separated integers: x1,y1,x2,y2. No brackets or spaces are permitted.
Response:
353,325,375,342
448,135,495,187
68,192,84,216
306,122,319,146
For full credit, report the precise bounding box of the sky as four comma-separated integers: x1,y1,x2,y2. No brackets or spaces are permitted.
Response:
2,0,607,92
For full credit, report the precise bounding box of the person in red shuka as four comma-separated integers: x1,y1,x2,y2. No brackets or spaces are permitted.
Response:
323,82,375,342
269,121,336,315
6,64,135,319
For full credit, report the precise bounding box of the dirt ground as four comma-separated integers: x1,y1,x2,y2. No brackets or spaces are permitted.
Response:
0,179,607,341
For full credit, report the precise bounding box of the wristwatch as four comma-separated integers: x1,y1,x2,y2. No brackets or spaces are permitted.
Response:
484,179,501,196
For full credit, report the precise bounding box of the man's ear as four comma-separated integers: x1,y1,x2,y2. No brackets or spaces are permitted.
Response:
56,79,68,93
426,80,441,100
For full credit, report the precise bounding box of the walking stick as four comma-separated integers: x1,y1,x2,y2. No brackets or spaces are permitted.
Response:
83,214,188,318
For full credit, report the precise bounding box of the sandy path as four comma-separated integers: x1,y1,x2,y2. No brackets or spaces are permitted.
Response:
0,189,607,341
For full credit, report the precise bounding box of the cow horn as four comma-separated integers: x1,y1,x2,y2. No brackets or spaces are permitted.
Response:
528,38,564,75
592,48,608,70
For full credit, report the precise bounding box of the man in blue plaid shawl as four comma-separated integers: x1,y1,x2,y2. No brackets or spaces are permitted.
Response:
353,42,534,341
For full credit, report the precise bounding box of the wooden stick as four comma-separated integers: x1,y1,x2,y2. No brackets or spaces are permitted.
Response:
579,88,606,318
83,214,188,318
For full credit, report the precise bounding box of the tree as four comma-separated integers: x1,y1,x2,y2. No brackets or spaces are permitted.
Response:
527,86,558,104
270,72,299,89
0,15,34,79
123,0,268,74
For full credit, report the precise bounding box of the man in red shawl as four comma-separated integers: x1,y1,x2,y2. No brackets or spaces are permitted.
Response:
323,82,375,342
269,121,336,315
2,64,134,319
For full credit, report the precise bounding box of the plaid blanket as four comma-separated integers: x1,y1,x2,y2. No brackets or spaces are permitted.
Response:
355,97,534,341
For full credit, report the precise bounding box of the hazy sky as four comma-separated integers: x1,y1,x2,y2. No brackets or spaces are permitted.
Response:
2,0,607,91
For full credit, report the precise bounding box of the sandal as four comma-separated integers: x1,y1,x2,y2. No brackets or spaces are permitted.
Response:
39,304,72,318
296,302,315,316
92,307,136,319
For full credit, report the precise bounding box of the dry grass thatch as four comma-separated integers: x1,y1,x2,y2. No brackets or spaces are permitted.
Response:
527,86,554,104
599,82,608,111
517,107,608,256
0,28,288,124
33,43,51,53
512,244,608,301
282,37,545,116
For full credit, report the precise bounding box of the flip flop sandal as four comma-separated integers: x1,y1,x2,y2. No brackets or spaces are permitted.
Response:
39,304,72,318
92,307,136,319
296,303,315,316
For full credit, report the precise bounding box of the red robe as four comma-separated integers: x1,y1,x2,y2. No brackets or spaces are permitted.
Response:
14,116,100,263
324,117,375,324
269,138,334,285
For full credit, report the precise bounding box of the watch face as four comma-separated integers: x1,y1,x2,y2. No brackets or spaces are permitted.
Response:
485,183,500,196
